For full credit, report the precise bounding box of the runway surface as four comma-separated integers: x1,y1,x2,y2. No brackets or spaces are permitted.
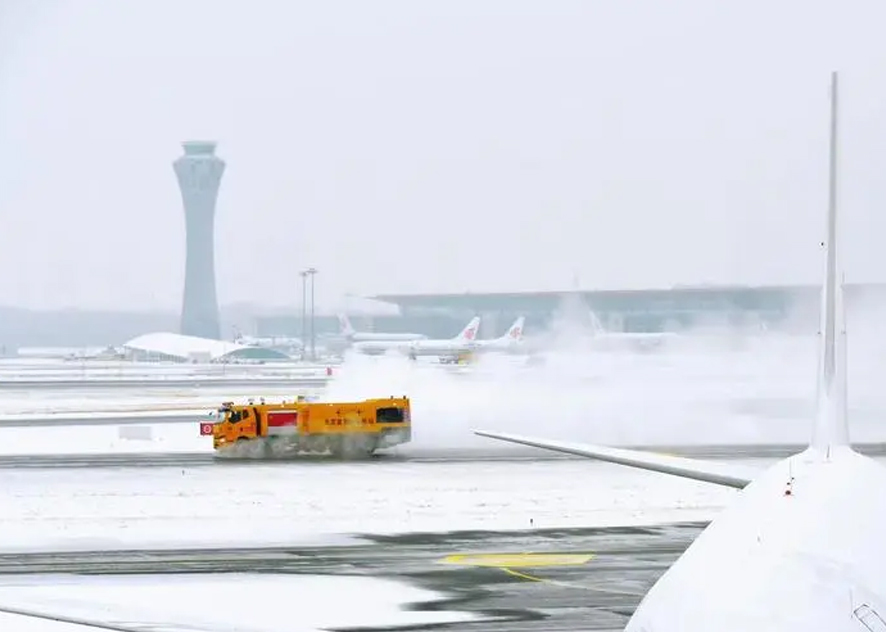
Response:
2,442,886,469
0,523,705,631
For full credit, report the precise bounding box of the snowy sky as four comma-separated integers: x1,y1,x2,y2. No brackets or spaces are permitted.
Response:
1,0,885,311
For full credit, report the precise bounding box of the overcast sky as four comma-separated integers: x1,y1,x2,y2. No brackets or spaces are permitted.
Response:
1,0,885,312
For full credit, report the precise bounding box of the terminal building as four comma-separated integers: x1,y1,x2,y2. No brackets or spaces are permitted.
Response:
253,283,886,341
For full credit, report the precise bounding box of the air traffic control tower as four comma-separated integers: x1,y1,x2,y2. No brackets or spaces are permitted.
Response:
173,141,225,340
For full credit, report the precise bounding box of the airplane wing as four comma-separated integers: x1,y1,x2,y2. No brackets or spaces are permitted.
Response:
473,430,757,489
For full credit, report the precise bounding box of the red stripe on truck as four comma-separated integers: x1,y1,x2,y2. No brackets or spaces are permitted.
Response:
267,412,298,427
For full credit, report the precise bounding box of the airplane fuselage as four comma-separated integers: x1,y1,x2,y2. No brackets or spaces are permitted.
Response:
349,339,413,355
351,316,481,358
348,332,427,343
408,339,475,356
350,338,469,356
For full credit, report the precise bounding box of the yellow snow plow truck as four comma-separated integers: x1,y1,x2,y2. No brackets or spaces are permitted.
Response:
200,396,411,458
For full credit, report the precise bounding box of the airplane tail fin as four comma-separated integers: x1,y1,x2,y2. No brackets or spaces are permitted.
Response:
502,317,525,342
455,316,481,342
811,70,850,454
338,314,356,337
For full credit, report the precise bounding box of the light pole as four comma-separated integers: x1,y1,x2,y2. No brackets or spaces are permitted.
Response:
305,267,318,361
299,270,308,358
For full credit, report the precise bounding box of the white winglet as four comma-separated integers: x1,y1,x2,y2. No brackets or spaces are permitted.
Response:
473,430,757,489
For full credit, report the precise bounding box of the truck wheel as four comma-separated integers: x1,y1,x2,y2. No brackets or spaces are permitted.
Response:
335,436,375,459
260,438,274,459
236,437,263,459
328,437,343,458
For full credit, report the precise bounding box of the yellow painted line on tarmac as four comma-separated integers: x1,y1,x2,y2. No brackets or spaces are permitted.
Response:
501,567,547,582
439,552,594,568
439,552,596,590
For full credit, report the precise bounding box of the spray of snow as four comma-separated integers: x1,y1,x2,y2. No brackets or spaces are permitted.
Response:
324,298,886,451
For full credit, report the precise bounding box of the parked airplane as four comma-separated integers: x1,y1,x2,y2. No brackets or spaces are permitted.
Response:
352,316,480,358
407,316,481,359
469,317,526,354
338,314,428,343
475,72,886,630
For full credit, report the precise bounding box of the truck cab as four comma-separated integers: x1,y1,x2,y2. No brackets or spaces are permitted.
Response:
209,401,260,448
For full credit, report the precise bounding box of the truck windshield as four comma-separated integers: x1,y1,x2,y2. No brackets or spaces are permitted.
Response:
224,409,243,423
377,407,405,423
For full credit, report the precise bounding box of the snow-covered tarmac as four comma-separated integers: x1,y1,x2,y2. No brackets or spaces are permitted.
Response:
0,454,750,553
0,574,480,632
5,326,886,548
2,325,886,630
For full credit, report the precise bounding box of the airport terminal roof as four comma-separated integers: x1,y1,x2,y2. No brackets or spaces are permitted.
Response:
122,332,290,362
369,286,799,314
370,283,886,314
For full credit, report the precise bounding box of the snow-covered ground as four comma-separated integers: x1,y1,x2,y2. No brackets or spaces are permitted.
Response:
1,328,885,548
0,574,478,631
1,442,880,553
1,326,885,629
3,331,886,541
0,455,751,552
0,421,208,454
